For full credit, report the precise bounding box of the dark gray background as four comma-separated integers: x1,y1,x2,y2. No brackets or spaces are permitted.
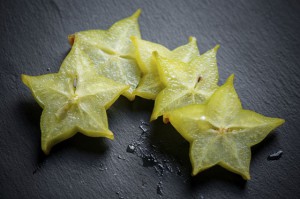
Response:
1,0,300,198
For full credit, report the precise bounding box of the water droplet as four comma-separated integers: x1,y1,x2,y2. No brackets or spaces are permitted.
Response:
126,144,135,153
166,163,173,173
267,150,283,160
142,154,157,167
158,163,164,170
140,120,149,126
116,191,124,199
99,163,107,171
156,181,163,195
139,120,150,133
155,163,164,176
118,155,125,160
139,125,149,133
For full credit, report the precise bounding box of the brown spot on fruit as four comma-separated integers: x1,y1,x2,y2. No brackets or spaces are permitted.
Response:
68,34,75,45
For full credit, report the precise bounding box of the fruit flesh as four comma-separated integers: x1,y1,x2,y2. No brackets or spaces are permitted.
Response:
132,36,200,99
151,45,219,122
68,9,142,101
166,74,285,179
22,41,129,154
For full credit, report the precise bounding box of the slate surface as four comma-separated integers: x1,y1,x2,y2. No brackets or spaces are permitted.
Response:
1,0,300,198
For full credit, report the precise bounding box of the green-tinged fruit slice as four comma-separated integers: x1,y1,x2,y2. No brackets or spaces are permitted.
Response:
151,45,219,123
166,74,285,180
22,42,129,154
132,36,200,99
67,9,142,101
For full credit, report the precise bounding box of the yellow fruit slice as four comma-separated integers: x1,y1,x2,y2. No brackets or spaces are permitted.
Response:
151,45,219,123
131,36,200,99
67,9,142,101
166,74,285,180
21,41,129,154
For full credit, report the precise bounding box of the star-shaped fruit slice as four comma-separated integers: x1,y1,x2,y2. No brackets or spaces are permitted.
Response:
21,42,129,154
131,36,200,100
150,45,219,123
165,74,285,180
68,9,142,101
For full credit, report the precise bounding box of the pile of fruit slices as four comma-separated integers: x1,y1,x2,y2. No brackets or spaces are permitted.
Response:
22,9,284,180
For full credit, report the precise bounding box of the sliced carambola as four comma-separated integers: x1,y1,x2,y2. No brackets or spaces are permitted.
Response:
131,36,200,100
165,75,285,180
68,9,142,101
151,45,220,123
22,42,129,154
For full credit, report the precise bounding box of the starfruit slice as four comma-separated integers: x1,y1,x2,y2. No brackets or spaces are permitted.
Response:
165,74,285,180
131,36,200,99
21,41,129,154
67,9,142,101
151,45,220,123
